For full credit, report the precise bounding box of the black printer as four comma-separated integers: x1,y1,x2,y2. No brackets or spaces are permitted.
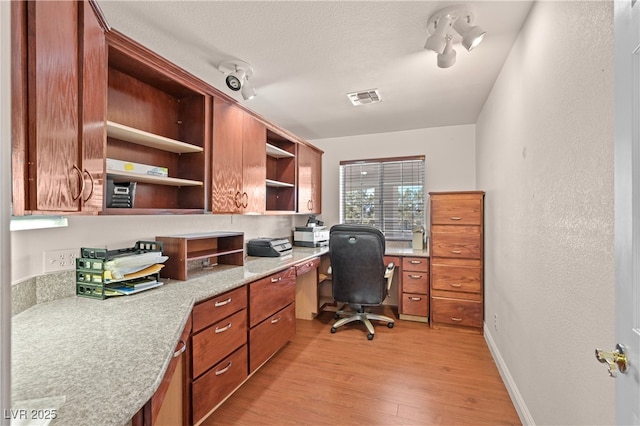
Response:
247,237,293,257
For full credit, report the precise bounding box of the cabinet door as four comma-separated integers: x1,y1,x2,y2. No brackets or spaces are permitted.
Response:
212,99,243,213
297,144,322,214
80,1,107,212
242,114,266,214
27,0,81,211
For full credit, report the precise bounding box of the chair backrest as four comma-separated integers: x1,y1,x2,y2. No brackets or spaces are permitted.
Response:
329,224,387,305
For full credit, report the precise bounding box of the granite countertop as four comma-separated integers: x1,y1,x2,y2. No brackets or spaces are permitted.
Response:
11,246,328,426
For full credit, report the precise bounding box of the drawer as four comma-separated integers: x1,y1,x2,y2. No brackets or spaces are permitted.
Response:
402,271,429,294
192,345,248,423
192,286,247,333
295,257,320,276
431,195,483,225
431,227,481,259
431,259,482,294
401,293,429,317
431,297,483,328
249,267,296,327
402,256,429,272
192,309,247,379
249,303,296,373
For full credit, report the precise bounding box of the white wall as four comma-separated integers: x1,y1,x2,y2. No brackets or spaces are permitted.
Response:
311,124,476,228
11,214,297,283
476,1,615,425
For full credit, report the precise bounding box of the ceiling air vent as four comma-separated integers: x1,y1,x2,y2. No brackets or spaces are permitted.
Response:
347,89,382,106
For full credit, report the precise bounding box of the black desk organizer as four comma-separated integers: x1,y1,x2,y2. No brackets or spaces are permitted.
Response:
75,240,163,300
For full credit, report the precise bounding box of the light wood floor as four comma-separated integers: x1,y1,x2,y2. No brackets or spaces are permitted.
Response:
203,306,521,426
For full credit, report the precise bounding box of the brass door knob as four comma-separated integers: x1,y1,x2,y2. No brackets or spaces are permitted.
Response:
595,343,629,377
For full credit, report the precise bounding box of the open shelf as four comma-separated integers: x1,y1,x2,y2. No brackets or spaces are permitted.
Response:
156,232,244,281
107,121,204,154
108,171,203,187
266,179,295,188
266,143,295,159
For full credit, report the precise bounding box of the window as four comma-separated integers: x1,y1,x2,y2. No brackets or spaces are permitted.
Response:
339,156,425,240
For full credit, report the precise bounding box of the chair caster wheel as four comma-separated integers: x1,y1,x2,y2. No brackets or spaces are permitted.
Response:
330,327,337,334
367,333,374,340
387,322,395,329
334,313,340,319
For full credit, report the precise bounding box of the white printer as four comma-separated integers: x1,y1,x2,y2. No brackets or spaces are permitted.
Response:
293,226,329,247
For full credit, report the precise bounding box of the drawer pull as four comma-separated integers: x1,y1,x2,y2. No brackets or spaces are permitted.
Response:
450,283,462,288
450,317,463,322
271,276,282,283
408,274,423,279
450,216,462,221
214,298,232,307
215,361,233,376
173,339,187,358
215,323,232,333
408,297,422,301
271,316,282,324
450,250,462,254
409,260,422,264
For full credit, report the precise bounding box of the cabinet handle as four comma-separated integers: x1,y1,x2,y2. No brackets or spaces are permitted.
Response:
271,316,282,324
82,169,94,203
71,165,85,201
214,298,232,307
307,199,312,211
215,323,232,333
409,260,422,264
450,216,462,221
234,191,242,208
173,339,187,358
271,276,282,283
408,297,422,301
450,317,463,322
215,361,233,376
450,283,462,288
408,274,423,279
242,192,248,208
450,250,462,254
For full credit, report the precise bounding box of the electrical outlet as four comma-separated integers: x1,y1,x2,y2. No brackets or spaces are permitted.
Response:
44,248,79,272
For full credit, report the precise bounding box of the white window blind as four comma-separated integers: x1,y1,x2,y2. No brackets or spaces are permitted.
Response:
339,156,425,240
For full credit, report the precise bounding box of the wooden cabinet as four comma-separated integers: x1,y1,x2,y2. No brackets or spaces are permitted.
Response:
429,191,484,331
294,257,322,320
297,143,322,214
212,99,266,214
191,286,248,424
265,128,296,212
12,0,106,214
105,31,208,214
248,267,296,372
398,256,429,322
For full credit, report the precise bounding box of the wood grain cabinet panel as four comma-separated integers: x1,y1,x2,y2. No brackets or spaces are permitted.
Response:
297,143,322,214
249,303,296,372
192,286,247,333
249,267,296,327
430,191,485,331
398,256,429,321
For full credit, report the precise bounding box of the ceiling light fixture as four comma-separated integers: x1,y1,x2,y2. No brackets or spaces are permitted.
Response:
218,60,257,100
424,5,486,68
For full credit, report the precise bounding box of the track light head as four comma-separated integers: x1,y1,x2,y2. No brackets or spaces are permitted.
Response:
218,60,257,99
424,4,486,68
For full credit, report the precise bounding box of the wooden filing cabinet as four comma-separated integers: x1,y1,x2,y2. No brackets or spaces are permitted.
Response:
191,286,248,424
248,267,296,373
429,191,484,331
398,256,429,322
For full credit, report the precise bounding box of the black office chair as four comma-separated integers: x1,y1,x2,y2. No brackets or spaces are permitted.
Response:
328,224,396,340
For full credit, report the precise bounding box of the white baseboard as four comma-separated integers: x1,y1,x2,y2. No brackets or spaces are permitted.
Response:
484,323,536,426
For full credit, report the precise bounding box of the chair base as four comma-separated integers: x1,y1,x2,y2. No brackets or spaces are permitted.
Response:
330,308,395,340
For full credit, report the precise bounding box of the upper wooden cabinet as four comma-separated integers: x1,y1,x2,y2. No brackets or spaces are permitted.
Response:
297,143,322,214
265,128,296,213
12,0,106,214
105,31,209,214
212,99,266,214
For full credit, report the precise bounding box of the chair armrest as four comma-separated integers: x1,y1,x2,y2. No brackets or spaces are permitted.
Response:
384,262,395,296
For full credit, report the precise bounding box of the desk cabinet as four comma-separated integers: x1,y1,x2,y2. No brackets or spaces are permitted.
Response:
191,287,248,423
248,267,296,372
429,191,484,331
398,256,429,322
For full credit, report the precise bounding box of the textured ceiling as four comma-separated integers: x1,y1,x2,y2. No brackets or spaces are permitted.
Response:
97,1,534,141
